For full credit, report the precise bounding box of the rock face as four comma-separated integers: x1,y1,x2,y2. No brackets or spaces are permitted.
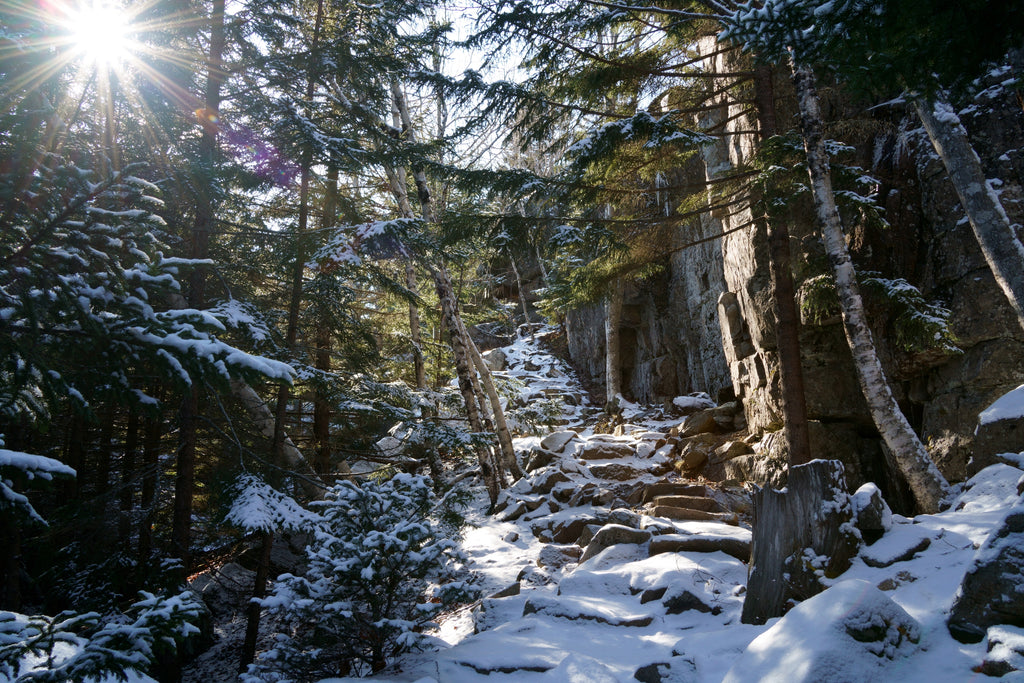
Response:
188,562,255,619
948,507,1024,643
562,43,1024,496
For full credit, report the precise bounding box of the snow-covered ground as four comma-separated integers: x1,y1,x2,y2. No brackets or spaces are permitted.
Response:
321,329,1024,683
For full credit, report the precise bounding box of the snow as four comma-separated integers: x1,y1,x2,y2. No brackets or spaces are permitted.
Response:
723,580,921,682
226,474,318,533
672,393,716,411
979,383,1024,425
339,330,1024,683
0,448,77,479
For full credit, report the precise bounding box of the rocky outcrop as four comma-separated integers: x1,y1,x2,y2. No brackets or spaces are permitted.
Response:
563,44,1024,499
971,385,1024,476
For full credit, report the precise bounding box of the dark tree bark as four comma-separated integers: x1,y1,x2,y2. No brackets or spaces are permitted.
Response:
138,407,161,577
313,163,338,478
239,530,273,671
0,509,21,610
119,408,139,552
173,0,227,573
754,64,812,468
273,0,325,458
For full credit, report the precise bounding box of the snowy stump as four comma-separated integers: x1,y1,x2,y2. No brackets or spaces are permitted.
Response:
741,459,860,624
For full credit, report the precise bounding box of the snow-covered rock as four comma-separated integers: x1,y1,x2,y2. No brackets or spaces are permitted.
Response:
540,430,578,453
948,504,1024,642
723,580,921,683
972,384,1024,476
851,482,893,544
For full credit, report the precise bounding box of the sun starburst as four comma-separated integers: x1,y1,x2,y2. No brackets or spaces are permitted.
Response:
64,0,134,68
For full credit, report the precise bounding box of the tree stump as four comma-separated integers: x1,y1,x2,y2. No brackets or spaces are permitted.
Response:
741,459,860,624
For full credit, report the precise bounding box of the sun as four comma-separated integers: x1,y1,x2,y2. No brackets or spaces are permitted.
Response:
65,1,134,67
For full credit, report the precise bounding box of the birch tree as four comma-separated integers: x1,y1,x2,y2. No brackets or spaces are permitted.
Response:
723,0,952,512
726,0,1024,332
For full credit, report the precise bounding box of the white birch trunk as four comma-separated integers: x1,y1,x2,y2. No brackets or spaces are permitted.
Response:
506,247,531,332
229,379,326,500
388,97,427,389
791,63,949,513
467,334,523,480
605,277,625,413
433,267,503,504
914,95,1024,333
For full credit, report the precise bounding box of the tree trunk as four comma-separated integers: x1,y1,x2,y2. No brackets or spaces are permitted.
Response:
507,247,531,332
466,334,523,480
273,0,326,458
407,262,427,390
313,164,338,478
138,407,161,577
63,414,85,499
387,92,428,391
173,0,226,574
390,81,510,500
230,380,325,500
172,390,198,572
0,509,21,610
791,63,948,513
95,407,114,500
433,268,502,506
914,94,1024,333
754,63,812,468
119,408,138,552
742,460,860,624
312,321,332,478
239,530,273,672
534,242,550,288
604,277,624,413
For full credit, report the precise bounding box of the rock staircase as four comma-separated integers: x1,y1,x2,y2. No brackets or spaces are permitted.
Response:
403,328,764,679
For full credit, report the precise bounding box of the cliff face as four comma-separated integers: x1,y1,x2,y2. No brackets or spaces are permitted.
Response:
564,47,1024,491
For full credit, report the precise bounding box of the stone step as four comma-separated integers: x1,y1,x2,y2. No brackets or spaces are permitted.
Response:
649,534,751,562
641,482,708,503
648,505,739,525
651,495,723,512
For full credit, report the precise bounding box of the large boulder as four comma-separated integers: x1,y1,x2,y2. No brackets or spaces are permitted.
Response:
948,506,1024,643
482,348,508,371
525,448,559,472
725,580,920,683
537,544,582,569
577,441,635,460
971,384,1024,476
679,409,722,437
978,625,1024,677
188,562,255,619
580,525,652,563
532,470,571,494
589,463,645,481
